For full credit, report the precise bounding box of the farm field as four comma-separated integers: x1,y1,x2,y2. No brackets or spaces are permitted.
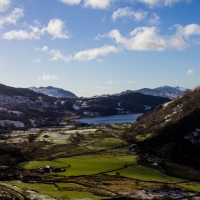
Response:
1,124,200,199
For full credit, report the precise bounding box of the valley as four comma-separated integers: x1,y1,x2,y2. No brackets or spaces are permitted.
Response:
0,84,200,199
0,123,200,199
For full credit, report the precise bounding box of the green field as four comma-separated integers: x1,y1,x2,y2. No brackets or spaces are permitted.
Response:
108,165,184,183
20,154,137,176
8,181,104,200
80,137,126,150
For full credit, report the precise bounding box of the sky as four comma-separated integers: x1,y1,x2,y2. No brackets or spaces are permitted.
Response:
0,0,200,97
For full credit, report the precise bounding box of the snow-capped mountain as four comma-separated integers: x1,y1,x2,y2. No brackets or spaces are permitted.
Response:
29,86,77,99
116,86,189,100
91,86,189,100
136,86,190,99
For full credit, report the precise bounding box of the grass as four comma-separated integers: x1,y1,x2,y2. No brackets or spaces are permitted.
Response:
20,155,137,176
180,182,200,192
135,133,152,142
21,154,185,184
9,181,103,200
111,124,131,129
81,138,126,150
108,165,185,183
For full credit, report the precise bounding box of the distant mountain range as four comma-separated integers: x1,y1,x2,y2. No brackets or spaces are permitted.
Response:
28,85,189,100
0,83,191,129
136,86,190,99
102,86,189,100
29,86,77,99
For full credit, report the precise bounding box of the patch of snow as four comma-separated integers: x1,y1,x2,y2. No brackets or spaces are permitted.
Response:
144,105,151,110
192,84,200,92
117,102,124,111
81,101,88,108
30,119,36,127
61,101,65,105
0,120,24,128
0,107,22,116
73,103,80,110
83,111,90,115
163,102,172,108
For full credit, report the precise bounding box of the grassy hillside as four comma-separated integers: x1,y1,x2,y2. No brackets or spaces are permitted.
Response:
128,85,200,171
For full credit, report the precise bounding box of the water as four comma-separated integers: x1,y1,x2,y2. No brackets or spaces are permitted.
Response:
73,113,143,125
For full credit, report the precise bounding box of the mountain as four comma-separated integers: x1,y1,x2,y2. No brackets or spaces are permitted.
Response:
29,86,77,99
127,84,200,180
0,84,74,130
73,92,171,117
92,86,190,100
136,86,190,99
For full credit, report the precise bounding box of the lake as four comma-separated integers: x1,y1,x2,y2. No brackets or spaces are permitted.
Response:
73,113,143,125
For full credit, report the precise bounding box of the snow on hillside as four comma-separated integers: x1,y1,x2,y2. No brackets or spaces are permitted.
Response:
29,86,77,99
0,120,24,128
0,107,22,116
90,86,189,100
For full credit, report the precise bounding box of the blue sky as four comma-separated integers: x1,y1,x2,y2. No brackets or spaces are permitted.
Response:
0,0,199,97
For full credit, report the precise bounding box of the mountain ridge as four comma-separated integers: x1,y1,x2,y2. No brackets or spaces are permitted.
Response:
92,85,190,100
126,84,200,179
29,86,77,99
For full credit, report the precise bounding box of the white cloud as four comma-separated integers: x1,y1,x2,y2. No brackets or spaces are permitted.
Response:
2,30,40,40
4,18,70,40
108,27,187,51
95,33,107,40
44,19,69,39
137,0,191,7
35,46,48,52
148,13,161,25
112,7,147,21
137,0,159,7
0,0,10,12
50,49,71,62
187,69,195,75
0,8,24,28
74,45,119,61
32,58,41,63
126,80,136,84
50,46,118,62
175,24,200,38
106,80,112,84
96,86,110,90
84,0,112,9
38,73,58,81
59,0,190,9
59,0,81,5
97,59,104,63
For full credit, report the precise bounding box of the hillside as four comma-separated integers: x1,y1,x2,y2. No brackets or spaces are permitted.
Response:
0,84,74,129
128,84,200,178
29,86,77,98
73,92,171,117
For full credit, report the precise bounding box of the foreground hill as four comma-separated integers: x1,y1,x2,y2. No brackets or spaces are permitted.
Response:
29,86,77,98
128,84,200,178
